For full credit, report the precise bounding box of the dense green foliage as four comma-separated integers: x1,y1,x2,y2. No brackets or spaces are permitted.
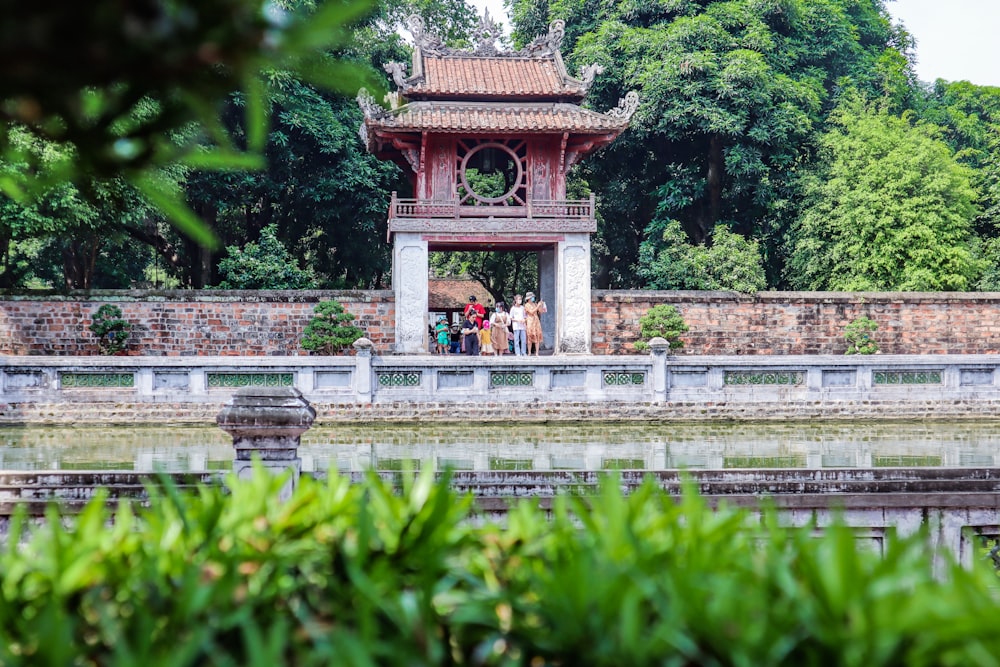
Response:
785,97,981,291
0,0,384,248
216,224,316,289
638,219,766,292
1,470,999,665
3,1,1000,293
300,300,364,353
88,304,133,355
633,304,689,351
511,0,913,287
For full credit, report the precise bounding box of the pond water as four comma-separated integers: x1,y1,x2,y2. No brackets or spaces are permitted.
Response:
3,420,1000,472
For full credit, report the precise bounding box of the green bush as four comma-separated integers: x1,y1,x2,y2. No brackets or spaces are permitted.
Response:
88,304,132,354
2,470,999,666
634,304,689,351
217,224,316,290
300,300,364,354
845,316,880,354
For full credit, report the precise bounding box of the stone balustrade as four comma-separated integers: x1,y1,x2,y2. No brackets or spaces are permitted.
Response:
4,352,1000,423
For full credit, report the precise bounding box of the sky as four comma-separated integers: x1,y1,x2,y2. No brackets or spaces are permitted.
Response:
468,0,1000,88
886,0,1000,87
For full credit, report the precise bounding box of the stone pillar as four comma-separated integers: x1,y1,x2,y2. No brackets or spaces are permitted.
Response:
556,233,591,354
353,337,373,402
393,232,429,354
649,337,670,402
216,387,316,501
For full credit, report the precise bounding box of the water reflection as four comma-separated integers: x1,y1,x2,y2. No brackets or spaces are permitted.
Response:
2,421,1000,472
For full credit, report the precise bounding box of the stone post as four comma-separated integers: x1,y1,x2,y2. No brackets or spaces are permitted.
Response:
353,337,373,402
216,387,316,501
648,337,670,402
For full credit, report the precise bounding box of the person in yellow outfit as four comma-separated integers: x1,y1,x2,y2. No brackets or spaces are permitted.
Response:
479,319,494,355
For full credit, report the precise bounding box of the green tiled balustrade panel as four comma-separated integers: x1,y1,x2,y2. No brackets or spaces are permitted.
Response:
724,371,805,386
60,372,135,388
377,371,422,387
603,371,645,386
873,370,942,385
490,371,534,387
207,373,294,388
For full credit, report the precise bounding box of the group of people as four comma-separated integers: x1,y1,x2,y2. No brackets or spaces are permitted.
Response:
433,293,547,356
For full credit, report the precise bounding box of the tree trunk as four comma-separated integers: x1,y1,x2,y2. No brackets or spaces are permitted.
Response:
694,133,725,244
61,237,99,290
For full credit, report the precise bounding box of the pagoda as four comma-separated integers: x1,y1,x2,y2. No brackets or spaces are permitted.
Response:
358,14,637,354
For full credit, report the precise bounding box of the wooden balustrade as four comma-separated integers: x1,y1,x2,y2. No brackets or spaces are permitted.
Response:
388,192,595,220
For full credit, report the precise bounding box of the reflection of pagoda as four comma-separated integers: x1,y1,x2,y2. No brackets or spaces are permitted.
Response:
359,14,636,354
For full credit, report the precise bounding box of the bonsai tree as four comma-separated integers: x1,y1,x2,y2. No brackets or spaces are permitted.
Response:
301,300,364,354
634,304,689,352
89,304,132,355
844,316,879,355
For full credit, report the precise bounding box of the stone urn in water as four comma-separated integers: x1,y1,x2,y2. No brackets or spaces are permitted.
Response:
216,386,316,501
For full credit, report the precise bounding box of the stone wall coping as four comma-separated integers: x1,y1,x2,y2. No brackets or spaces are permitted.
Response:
0,355,359,368
0,289,393,303
592,289,1000,304
8,289,1000,304
5,353,1000,369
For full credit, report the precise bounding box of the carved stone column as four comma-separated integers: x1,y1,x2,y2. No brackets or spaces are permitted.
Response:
556,233,591,353
393,232,429,354
216,387,316,501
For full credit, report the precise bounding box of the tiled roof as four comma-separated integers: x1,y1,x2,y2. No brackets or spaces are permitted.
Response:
411,55,584,99
428,279,493,310
368,101,628,134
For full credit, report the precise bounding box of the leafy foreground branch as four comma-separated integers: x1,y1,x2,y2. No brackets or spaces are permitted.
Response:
1,470,998,666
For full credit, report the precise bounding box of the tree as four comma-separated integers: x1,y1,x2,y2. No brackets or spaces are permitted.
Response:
638,219,766,292
216,223,316,289
509,0,913,287
785,96,982,291
0,0,385,247
915,80,1000,237
301,300,365,354
0,126,173,289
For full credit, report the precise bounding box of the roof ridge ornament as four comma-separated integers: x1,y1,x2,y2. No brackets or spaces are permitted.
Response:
404,13,568,59
606,91,640,121
472,10,503,56
384,61,409,89
524,20,565,56
407,14,453,55
356,88,387,120
579,63,604,91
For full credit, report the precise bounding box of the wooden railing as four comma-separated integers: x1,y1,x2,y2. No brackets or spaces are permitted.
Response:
389,192,596,221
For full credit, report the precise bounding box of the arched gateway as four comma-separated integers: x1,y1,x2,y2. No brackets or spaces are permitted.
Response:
358,14,636,354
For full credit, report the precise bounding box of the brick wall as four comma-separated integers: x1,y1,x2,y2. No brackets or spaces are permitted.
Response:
0,290,394,356
592,290,1000,355
4,289,1000,356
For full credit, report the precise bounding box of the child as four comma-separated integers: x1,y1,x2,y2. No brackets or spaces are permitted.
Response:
479,319,494,355
434,317,450,354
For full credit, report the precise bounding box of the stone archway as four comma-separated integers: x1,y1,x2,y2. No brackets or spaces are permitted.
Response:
392,233,591,355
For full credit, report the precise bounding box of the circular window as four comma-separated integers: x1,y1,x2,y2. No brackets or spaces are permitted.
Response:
459,143,524,205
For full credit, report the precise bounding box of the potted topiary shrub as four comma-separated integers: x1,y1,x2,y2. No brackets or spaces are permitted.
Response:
634,304,689,352
301,300,364,354
844,316,879,354
89,304,133,355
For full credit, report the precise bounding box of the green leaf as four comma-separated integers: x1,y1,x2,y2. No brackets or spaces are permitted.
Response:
132,173,219,249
